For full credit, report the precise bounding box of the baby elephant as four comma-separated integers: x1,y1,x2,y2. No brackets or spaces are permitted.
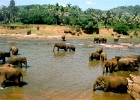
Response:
93,76,128,93
10,46,18,55
89,52,100,61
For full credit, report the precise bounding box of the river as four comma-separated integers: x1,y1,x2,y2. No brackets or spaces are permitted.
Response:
0,37,139,100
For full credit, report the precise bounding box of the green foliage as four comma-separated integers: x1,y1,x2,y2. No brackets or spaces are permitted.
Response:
113,23,130,35
0,1,140,33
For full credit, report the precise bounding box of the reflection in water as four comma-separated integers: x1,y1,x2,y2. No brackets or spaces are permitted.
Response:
0,37,139,100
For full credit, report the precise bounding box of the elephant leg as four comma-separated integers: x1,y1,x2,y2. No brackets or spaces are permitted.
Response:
57,47,59,51
18,62,22,68
14,78,21,86
0,76,6,88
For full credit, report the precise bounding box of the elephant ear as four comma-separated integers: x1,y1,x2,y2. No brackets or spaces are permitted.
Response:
103,77,110,92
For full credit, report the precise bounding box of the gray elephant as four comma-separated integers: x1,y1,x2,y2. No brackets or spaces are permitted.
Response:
93,37,100,43
89,52,100,61
0,66,23,88
9,46,18,55
8,56,27,68
100,52,107,61
93,76,128,92
127,54,140,63
66,45,75,51
53,43,67,52
118,57,139,71
0,51,10,64
99,37,107,43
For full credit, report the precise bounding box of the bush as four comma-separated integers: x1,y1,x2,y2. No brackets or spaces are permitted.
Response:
113,23,130,35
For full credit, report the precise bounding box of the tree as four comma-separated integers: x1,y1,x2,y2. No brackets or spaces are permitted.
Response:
8,0,18,23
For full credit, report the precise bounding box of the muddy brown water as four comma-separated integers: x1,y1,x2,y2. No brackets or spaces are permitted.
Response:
0,37,140,100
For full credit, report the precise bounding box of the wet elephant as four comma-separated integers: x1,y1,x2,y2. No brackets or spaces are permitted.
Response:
96,47,103,54
66,45,75,51
9,46,18,55
100,52,107,61
127,54,140,63
118,57,139,71
0,66,23,88
89,52,100,61
0,51,10,64
93,76,128,92
53,43,67,52
8,56,27,68
103,56,121,74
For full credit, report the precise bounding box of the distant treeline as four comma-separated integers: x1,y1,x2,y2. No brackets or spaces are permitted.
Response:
0,0,140,34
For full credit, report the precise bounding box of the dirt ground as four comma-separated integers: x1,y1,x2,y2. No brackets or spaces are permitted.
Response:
0,25,127,40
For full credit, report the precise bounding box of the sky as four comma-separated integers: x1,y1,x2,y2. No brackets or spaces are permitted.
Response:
0,0,140,10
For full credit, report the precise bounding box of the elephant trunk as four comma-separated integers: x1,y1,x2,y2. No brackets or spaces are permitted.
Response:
93,82,97,91
24,61,27,68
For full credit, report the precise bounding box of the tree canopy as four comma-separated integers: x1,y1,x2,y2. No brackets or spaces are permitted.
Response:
0,0,140,34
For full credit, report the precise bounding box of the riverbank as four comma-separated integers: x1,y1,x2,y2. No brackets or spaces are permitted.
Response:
0,25,137,40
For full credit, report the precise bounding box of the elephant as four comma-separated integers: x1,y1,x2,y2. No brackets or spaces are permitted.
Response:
93,76,128,92
99,37,107,43
100,52,107,61
66,45,75,51
118,57,139,71
103,56,121,74
0,51,10,64
96,47,103,54
53,43,67,52
0,66,23,88
89,52,100,61
9,46,18,55
3,64,14,68
93,37,100,43
114,37,119,43
127,54,140,63
8,56,27,68
61,35,66,41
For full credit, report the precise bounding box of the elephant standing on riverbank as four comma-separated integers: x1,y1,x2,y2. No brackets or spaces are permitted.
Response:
0,51,10,64
0,66,23,88
93,76,128,92
9,46,18,55
8,56,27,68
53,43,67,52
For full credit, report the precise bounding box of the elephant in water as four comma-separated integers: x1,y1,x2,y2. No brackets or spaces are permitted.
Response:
96,47,103,54
0,65,23,88
89,52,100,61
102,56,122,74
0,51,10,64
66,45,75,51
118,57,139,71
9,46,18,55
100,52,107,61
8,56,27,68
93,76,128,93
53,43,67,52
